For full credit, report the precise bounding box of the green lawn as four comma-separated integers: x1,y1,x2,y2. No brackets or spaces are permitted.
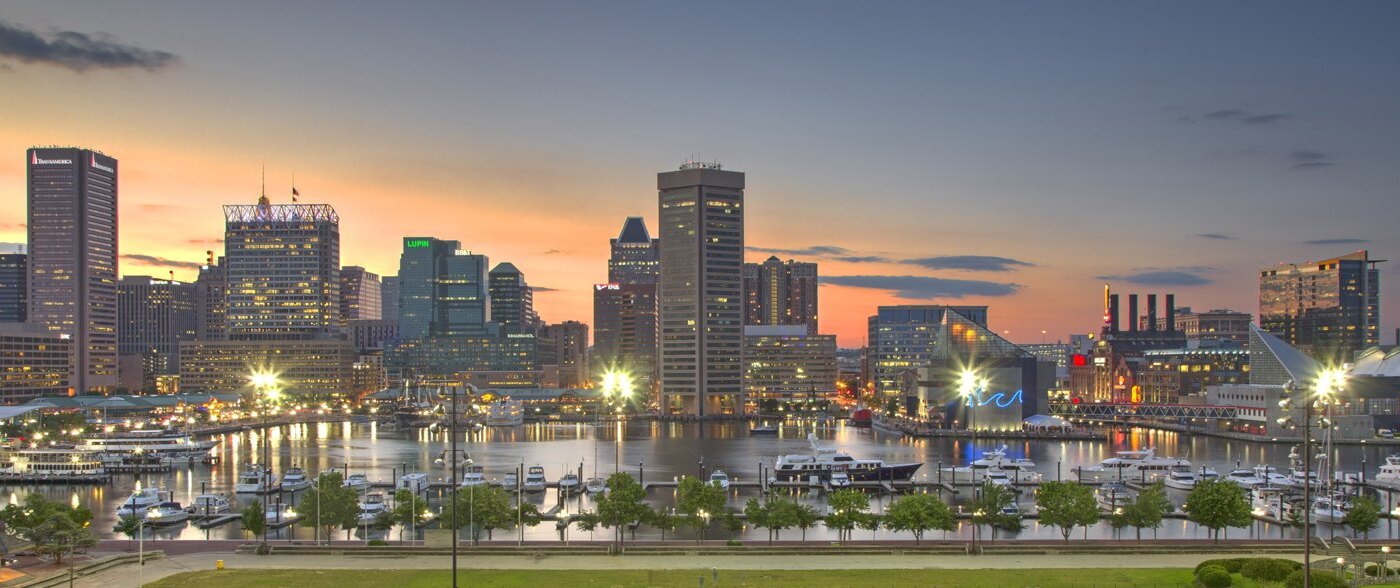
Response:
143,568,1275,587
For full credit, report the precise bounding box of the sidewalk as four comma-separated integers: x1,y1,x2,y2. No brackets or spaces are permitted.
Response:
76,550,1268,588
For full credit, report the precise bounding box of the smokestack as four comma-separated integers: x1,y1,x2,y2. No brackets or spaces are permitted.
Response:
1128,294,1139,332
1109,294,1120,333
1147,294,1158,331
1166,294,1176,332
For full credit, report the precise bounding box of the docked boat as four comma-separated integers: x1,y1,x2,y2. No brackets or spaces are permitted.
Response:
191,494,231,515
1001,500,1021,518
1253,465,1295,488
584,477,606,494
461,465,488,487
398,472,429,493
709,470,730,490
265,503,297,525
773,434,922,482
120,487,165,517
558,472,583,494
941,445,1042,483
829,465,852,489
1374,455,1400,489
1075,448,1190,483
1164,467,1199,491
1287,467,1322,490
343,473,370,492
501,472,520,492
485,400,524,426
0,446,105,479
279,467,313,492
234,465,274,494
144,502,189,525
1096,483,1133,512
80,428,218,461
871,419,904,436
523,465,547,493
1311,496,1349,524
1224,468,1266,488
749,424,779,435
357,492,387,524
983,467,1015,489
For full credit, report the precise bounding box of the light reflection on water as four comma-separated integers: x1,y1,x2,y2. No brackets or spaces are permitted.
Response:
8,421,1400,542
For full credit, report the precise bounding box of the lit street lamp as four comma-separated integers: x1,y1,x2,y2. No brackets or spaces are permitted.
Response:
1276,368,1347,588
600,370,633,474
249,369,281,547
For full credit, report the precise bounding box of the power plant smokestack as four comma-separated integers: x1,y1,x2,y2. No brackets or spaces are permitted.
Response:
1165,294,1176,332
1147,294,1158,331
1128,294,1139,332
1109,294,1120,333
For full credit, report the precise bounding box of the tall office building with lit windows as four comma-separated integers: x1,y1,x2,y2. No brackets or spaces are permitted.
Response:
743,256,818,334
594,217,660,394
223,193,341,340
27,147,119,394
340,266,382,321
658,162,745,416
1259,250,1382,362
0,247,26,324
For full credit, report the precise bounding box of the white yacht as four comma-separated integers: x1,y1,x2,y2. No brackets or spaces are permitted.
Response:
1311,496,1349,524
773,434,922,482
1250,486,1295,519
485,400,524,426
0,446,105,479
80,428,219,460
1096,483,1133,512
584,477,606,494
265,503,297,525
1001,500,1021,518
941,445,1042,483
279,467,313,492
1075,448,1190,483
558,472,583,494
983,467,1015,489
1164,467,1199,491
120,487,165,517
1224,468,1266,488
398,473,429,494
234,465,274,494
829,469,852,489
1253,465,1295,488
523,465,547,493
708,470,730,490
501,472,520,492
357,492,387,524
343,473,370,492
191,494,231,515
144,501,189,525
461,465,488,488
1374,455,1400,489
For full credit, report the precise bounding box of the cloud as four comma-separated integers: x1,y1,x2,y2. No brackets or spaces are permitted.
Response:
820,275,1019,299
186,238,224,245
0,20,178,72
532,286,560,293
904,255,1034,272
1180,109,1292,125
0,222,24,230
1288,150,1336,170
749,245,853,257
1195,233,1236,241
831,256,891,264
1303,238,1369,245
121,253,201,270
1096,271,1213,287
542,249,562,255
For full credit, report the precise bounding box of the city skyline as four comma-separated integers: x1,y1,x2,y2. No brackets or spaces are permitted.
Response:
2,3,1399,347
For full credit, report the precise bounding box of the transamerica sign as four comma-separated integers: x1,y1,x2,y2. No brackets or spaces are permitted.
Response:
31,152,73,165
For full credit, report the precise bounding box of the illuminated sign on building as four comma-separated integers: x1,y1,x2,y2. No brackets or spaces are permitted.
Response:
962,389,1024,409
595,283,619,291
90,154,115,173
31,153,73,165
405,239,431,248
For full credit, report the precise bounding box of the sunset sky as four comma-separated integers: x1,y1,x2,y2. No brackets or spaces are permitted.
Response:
2,2,1398,347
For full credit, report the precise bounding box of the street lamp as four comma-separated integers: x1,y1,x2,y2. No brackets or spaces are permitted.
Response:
1277,369,1347,588
600,370,633,474
249,369,280,546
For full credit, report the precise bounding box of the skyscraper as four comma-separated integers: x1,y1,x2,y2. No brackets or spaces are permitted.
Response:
742,256,818,334
1260,250,1382,362
488,262,536,334
0,247,25,323
27,147,119,394
658,162,745,415
340,266,383,321
223,194,340,340
380,275,400,323
194,254,227,341
594,218,660,394
543,320,590,387
398,237,491,338
117,275,198,381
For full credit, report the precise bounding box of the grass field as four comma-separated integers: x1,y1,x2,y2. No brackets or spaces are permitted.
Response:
142,568,1326,587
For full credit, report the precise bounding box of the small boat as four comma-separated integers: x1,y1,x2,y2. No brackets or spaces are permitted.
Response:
1375,455,1400,490
584,477,606,494
343,473,370,492
1311,496,1349,524
940,445,1042,483
1164,467,1199,491
234,465,274,494
1000,500,1021,518
501,472,519,492
265,503,297,525
749,424,779,435
1251,486,1293,519
191,494,231,515
523,465,547,493
398,472,429,494
829,464,852,489
144,501,189,525
558,472,582,494
279,467,313,492
461,465,488,488
1096,483,1133,512
1253,464,1295,488
357,492,387,524
983,467,1015,489
1199,467,1219,481
709,469,730,490
1076,448,1190,484
1224,468,1265,488
120,487,164,517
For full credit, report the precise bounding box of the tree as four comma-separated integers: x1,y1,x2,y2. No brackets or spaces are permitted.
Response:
444,486,515,543
1343,495,1381,539
113,514,142,549
25,515,95,565
793,503,821,542
766,498,801,543
744,498,773,544
676,476,727,543
826,489,871,542
388,489,430,541
516,502,542,532
1036,481,1099,543
572,510,601,534
298,472,360,542
883,493,956,545
856,513,882,541
970,483,1020,540
1120,482,1171,542
1185,478,1252,542
241,499,266,540
596,472,649,545
647,507,679,542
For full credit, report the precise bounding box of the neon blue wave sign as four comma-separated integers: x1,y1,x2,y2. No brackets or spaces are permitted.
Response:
963,389,1023,409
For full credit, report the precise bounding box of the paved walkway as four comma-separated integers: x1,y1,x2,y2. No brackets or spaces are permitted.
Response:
78,551,1272,587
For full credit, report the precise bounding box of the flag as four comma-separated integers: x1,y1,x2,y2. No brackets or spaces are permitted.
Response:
291,186,299,202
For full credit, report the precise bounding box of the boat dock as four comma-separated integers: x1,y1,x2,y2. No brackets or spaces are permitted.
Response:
0,473,112,484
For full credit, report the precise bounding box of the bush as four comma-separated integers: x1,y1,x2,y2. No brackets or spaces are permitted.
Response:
1240,558,1298,582
1364,563,1396,577
725,539,743,547
368,539,388,546
1197,565,1232,588
1283,570,1348,588
1194,558,1246,574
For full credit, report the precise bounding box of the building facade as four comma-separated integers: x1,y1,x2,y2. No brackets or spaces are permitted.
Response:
194,255,227,341
742,256,818,334
1162,307,1252,345
867,305,988,399
380,276,399,323
223,195,340,340
0,324,72,403
346,319,398,354
742,325,837,411
398,237,491,339
488,262,536,334
543,320,589,388
117,276,198,384
593,217,660,397
0,249,25,323
178,339,354,396
383,334,537,380
27,147,119,394
658,163,745,415
1260,250,1382,362
340,266,382,322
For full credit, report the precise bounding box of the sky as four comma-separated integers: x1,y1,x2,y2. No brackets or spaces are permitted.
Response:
1,1,1398,347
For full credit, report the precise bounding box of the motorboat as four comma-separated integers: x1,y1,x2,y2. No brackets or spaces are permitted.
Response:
1251,486,1291,519
1075,448,1190,483
144,501,188,525
1200,467,1220,481
829,469,852,489
120,487,164,517
279,467,313,492
343,473,370,492
773,434,922,482
461,465,488,488
234,465,273,494
1311,496,1349,524
1224,468,1266,488
265,503,297,525
357,492,387,524
709,469,730,490
485,399,524,426
584,477,606,494
1096,483,1133,512
523,465,547,493
1253,465,1294,488
398,472,429,494
1374,455,1400,489
558,472,583,494
501,472,520,492
1164,467,1199,491
191,494,231,515
1287,467,1322,490
941,445,1042,483
983,467,1015,489
1001,500,1021,518
749,424,778,435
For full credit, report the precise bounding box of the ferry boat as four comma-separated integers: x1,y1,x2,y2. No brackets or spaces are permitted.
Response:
773,434,922,482
80,428,218,460
120,487,165,517
1374,455,1400,489
0,446,105,479
485,400,524,426
144,502,189,525
279,467,313,492
558,472,582,494
1096,483,1133,512
708,470,730,490
398,473,429,494
461,465,488,488
941,445,1041,482
357,492,387,524
191,494,231,515
523,465,547,493
1075,448,1190,483
234,465,274,494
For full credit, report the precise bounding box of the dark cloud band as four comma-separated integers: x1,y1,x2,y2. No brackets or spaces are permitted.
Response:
0,20,178,71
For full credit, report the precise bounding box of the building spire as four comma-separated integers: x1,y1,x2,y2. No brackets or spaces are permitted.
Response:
257,164,270,206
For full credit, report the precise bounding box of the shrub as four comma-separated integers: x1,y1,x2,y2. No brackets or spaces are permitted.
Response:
1283,570,1348,588
1197,565,1232,588
368,539,388,546
1363,563,1396,577
725,539,743,547
1240,558,1297,582
1194,558,1247,574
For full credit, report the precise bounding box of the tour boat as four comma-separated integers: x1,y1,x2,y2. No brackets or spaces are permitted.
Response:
584,477,606,494
709,469,730,490
1374,455,1400,489
0,446,105,479
357,492,387,524
80,428,219,460
398,472,429,494
191,494,231,515
279,467,313,492
749,424,779,435
1163,467,1200,491
773,434,922,482
1075,448,1190,483
120,487,165,517
1096,483,1133,512
461,465,488,487
501,472,520,492
941,445,1041,483
234,465,274,494
558,472,582,494
523,465,547,493
485,400,525,426
144,502,189,525
1224,468,1266,488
